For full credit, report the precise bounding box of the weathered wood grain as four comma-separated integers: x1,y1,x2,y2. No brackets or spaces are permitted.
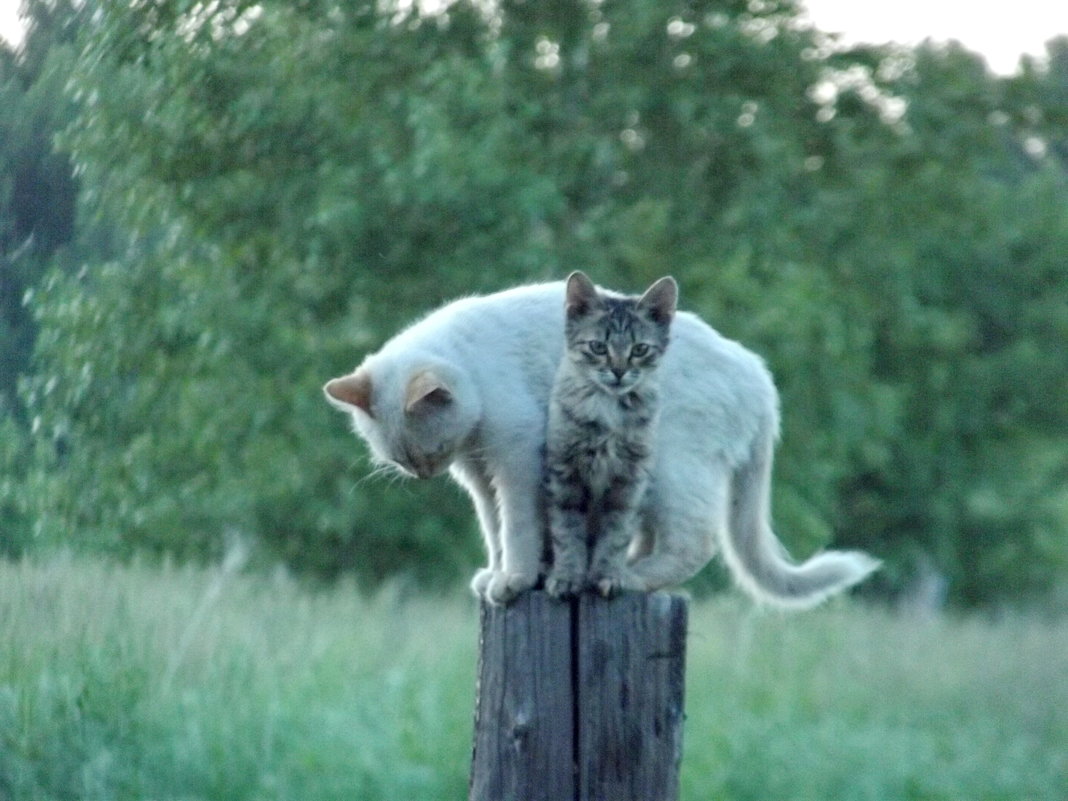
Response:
469,591,574,801
576,591,688,801
470,590,688,801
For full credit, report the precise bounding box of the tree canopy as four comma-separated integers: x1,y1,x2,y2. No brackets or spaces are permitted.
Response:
3,0,1067,605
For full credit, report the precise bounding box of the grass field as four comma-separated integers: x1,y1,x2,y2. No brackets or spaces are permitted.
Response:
1,555,1065,801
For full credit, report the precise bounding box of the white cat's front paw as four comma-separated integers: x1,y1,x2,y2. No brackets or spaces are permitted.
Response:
484,570,538,605
470,568,496,599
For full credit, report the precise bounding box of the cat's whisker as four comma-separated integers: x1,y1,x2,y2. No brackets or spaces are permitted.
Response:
458,445,493,462
355,461,409,486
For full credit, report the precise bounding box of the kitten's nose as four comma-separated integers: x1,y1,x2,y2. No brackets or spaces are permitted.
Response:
611,366,627,380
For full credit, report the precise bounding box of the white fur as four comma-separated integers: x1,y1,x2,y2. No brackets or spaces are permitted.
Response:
325,280,880,606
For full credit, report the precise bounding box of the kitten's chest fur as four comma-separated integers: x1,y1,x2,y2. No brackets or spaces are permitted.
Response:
549,376,656,492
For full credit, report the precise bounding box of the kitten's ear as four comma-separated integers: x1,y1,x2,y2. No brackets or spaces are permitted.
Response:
565,271,600,318
638,276,678,326
404,370,453,415
324,370,374,417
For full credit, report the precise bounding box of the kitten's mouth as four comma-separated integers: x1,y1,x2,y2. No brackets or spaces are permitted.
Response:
603,375,635,393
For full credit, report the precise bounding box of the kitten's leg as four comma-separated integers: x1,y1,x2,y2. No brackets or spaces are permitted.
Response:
587,474,647,597
450,460,501,598
483,443,546,605
544,464,588,599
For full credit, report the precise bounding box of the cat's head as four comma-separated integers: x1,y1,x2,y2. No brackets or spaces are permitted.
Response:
323,358,479,479
563,271,677,395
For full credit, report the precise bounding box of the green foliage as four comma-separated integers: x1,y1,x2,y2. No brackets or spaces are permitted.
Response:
822,42,1068,602
0,3,82,413
3,556,1067,800
5,0,1068,602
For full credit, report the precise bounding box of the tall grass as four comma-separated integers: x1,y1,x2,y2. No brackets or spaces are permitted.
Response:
0,555,476,800
683,603,1068,800
1,555,1065,800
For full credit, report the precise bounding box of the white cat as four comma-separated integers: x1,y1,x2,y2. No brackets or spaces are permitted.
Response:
324,279,879,606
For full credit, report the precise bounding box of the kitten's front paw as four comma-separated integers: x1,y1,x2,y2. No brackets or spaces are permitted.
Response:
545,569,585,600
484,571,538,605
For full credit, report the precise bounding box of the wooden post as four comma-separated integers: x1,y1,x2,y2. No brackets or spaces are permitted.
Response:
469,591,688,801
468,591,574,801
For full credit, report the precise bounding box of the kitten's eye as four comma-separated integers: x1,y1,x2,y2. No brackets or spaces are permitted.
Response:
587,341,608,356
630,343,650,358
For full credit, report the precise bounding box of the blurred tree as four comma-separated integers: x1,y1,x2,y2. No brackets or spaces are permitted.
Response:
805,41,1068,602
0,0,92,555
0,0,83,413
11,0,1068,602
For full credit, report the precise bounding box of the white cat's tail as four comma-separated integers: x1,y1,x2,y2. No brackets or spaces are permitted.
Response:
719,426,880,609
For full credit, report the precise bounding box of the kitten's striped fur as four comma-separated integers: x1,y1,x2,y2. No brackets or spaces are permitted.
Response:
545,272,677,598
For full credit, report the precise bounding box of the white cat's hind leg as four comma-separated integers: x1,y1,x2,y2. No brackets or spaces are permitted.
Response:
626,517,716,591
627,464,727,591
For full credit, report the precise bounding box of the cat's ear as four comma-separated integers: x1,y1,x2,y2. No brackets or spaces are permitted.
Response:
638,276,678,326
404,370,453,415
565,271,600,319
324,370,374,417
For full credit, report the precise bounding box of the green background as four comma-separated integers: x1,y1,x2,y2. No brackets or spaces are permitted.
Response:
3,0,1067,605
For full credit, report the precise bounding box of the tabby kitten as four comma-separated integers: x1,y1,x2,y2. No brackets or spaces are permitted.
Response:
544,272,678,598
